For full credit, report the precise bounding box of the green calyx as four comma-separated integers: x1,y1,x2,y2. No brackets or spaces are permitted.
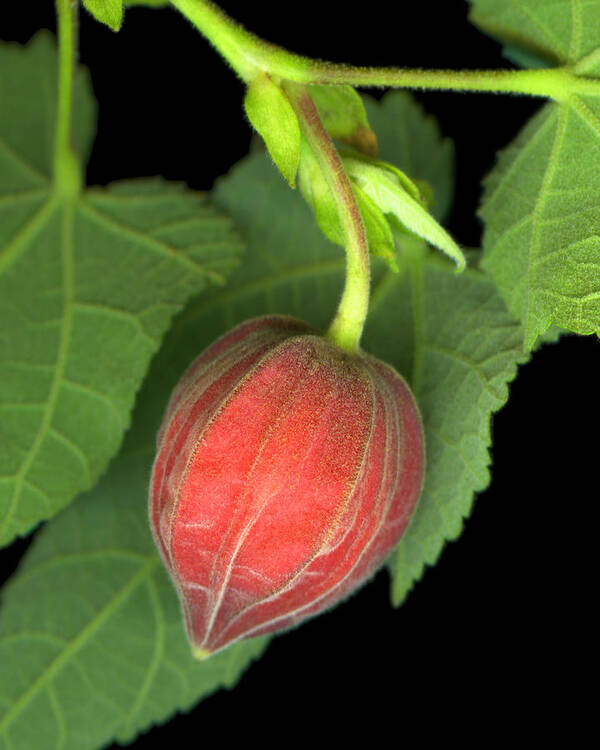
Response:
342,154,466,272
244,74,301,188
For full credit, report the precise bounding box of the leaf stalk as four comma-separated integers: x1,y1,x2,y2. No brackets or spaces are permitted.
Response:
54,0,81,198
168,0,599,101
284,82,370,354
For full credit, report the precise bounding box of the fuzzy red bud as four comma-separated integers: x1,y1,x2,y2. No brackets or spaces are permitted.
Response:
149,315,424,657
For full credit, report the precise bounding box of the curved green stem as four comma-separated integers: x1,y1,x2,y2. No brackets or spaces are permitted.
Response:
306,66,578,102
54,0,81,198
169,0,599,101
284,82,370,354
169,0,302,82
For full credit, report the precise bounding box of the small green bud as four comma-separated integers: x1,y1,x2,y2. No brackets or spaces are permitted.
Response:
244,73,302,187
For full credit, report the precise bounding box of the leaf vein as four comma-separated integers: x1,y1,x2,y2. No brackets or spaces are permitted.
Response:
0,557,159,736
0,196,55,275
0,139,49,188
60,378,124,430
427,344,506,402
78,202,222,282
119,578,166,740
0,201,74,540
47,426,92,485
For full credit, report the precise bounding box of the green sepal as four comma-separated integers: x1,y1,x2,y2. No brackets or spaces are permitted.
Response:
82,0,123,31
343,150,428,206
298,137,341,244
350,181,398,271
244,73,301,187
309,84,378,157
298,138,398,272
343,154,466,271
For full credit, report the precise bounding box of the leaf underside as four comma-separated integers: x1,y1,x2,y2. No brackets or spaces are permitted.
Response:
1,89,531,748
469,0,600,348
0,34,243,547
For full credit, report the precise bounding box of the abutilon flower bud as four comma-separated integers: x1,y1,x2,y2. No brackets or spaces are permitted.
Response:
149,315,424,658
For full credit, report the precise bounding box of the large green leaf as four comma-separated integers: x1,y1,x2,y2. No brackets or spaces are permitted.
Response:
372,246,529,604
469,0,600,348
0,438,267,750
0,91,530,748
0,34,242,547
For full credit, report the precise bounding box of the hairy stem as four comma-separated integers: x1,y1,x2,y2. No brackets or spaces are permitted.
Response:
54,0,80,197
305,66,580,102
284,82,370,354
169,0,597,101
169,0,301,82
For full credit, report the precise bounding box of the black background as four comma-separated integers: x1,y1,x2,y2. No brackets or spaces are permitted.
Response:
1,1,597,745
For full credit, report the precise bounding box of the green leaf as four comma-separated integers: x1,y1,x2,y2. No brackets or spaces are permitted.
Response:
298,135,398,271
309,84,378,156
469,0,600,348
0,34,243,547
344,154,466,271
0,444,267,750
0,33,95,179
468,0,599,68
82,0,123,31
375,246,529,605
297,135,341,243
362,93,455,222
351,182,398,271
0,92,526,747
244,73,302,187
298,91,456,273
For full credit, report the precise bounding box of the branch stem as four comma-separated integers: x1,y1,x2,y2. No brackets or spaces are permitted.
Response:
169,0,598,102
284,82,370,354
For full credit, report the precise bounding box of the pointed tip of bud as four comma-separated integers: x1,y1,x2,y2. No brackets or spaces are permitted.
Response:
193,647,213,661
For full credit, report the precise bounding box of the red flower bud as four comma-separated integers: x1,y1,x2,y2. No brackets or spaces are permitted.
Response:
150,315,424,658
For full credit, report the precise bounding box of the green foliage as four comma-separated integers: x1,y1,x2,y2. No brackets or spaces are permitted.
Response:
470,0,600,348
379,247,529,604
82,0,123,32
0,444,267,749
309,84,378,156
298,135,398,270
343,154,466,271
354,94,527,602
298,91,457,273
0,89,531,747
0,35,242,547
0,0,595,744
469,0,600,67
362,94,454,223
244,73,302,187
350,181,399,271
